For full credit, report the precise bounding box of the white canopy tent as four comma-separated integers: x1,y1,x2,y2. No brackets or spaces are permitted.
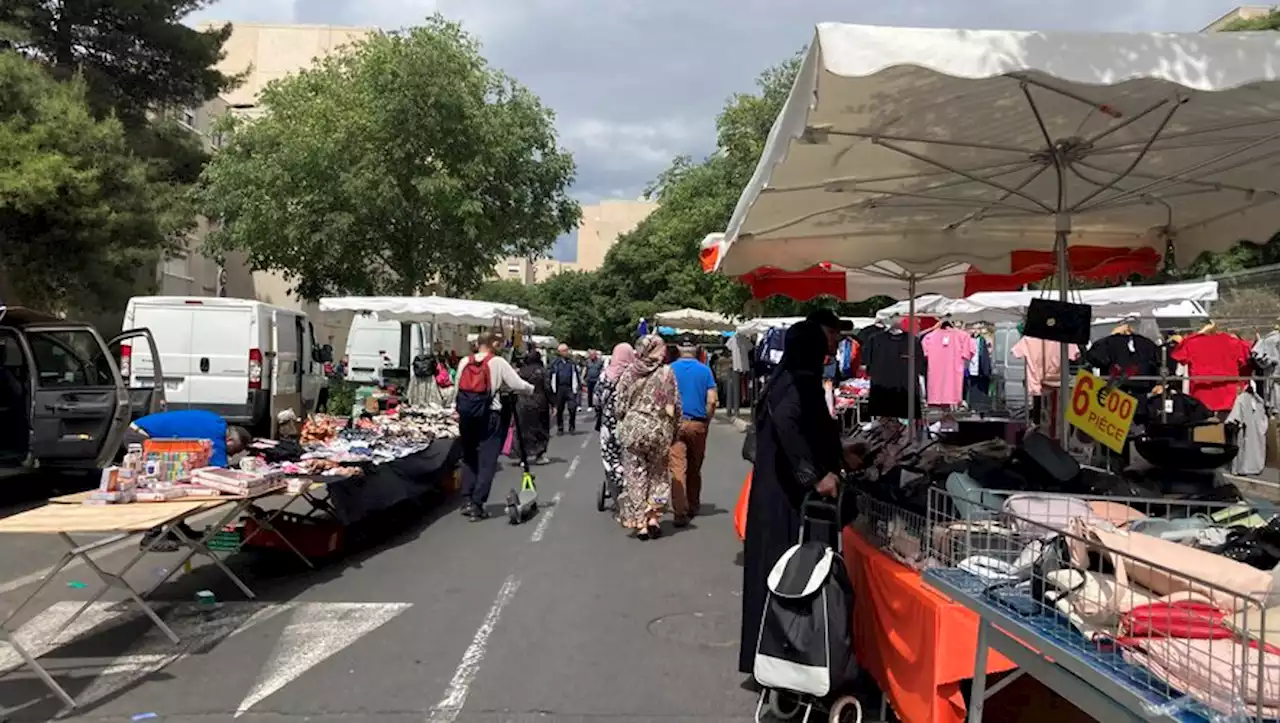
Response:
735,316,877,337
653,308,737,332
715,23,1280,433
874,280,1218,323
318,296,531,327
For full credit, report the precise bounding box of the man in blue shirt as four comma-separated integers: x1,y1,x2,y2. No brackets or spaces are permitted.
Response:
668,337,718,527
548,344,580,435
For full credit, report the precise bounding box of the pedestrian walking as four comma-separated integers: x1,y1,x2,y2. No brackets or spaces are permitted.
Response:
614,334,681,540
585,349,605,430
515,349,551,464
668,337,718,527
596,342,634,514
454,333,534,520
549,343,581,434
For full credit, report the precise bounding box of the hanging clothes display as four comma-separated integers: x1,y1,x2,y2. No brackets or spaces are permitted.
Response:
728,333,752,373
921,326,973,406
966,333,993,409
1252,329,1280,410
1084,331,1162,394
863,328,924,419
1227,387,1268,475
1011,336,1079,396
1170,332,1251,413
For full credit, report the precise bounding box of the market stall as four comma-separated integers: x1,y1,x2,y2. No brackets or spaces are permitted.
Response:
718,20,1280,723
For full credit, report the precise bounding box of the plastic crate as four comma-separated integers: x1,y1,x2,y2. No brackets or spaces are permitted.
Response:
206,526,243,553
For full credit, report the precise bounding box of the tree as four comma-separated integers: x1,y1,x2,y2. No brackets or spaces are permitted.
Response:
1222,9,1280,31
0,52,184,310
471,278,545,314
0,1,236,313
0,1,238,123
197,16,580,300
536,270,608,348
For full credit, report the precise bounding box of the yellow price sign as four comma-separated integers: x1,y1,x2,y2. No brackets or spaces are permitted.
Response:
1066,370,1137,453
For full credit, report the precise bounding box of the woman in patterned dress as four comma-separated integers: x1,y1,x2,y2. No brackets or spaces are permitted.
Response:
614,334,682,539
596,342,634,513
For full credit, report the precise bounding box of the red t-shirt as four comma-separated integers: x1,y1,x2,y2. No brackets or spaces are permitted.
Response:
1169,333,1250,412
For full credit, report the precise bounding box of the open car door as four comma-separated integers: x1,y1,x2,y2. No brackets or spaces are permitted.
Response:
108,329,167,422
25,324,131,468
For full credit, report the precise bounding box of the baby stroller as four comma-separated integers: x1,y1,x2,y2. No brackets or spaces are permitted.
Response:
754,487,863,723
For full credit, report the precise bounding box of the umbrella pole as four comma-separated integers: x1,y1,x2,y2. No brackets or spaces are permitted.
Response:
1055,226,1070,442
907,277,918,433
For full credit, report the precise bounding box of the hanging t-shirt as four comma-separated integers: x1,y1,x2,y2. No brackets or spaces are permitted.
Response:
1011,336,1079,396
967,336,981,377
1226,388,1268,475
921,327,973,406
1169,332,1251,412
864,330,925,418
1084,333,1162,395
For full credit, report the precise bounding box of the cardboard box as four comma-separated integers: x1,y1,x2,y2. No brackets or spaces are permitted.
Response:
1193,423,1226,444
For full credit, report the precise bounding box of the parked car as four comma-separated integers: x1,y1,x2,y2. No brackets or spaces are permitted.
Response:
121,297,329,437
0,306,164,471
343,315,427,384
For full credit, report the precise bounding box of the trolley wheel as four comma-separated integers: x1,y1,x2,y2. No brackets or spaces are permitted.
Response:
764,690,803,721
827,696,863,723
596,480,608,512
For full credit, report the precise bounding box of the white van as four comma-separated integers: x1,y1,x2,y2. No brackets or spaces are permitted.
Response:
121,297,327,434
344,316,428,383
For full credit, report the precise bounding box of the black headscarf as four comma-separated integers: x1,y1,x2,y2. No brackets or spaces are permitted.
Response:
522,350,543,367
780,320,828,376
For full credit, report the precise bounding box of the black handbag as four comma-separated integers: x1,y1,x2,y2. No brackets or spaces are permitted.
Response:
1023,298,1092,345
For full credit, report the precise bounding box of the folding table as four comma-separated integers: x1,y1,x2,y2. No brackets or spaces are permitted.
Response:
0,500,227,708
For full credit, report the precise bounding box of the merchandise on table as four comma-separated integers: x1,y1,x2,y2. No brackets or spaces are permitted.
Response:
141,438,213,482
191,467,283,496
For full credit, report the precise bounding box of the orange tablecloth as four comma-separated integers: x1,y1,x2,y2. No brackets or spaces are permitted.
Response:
843,528,1017,723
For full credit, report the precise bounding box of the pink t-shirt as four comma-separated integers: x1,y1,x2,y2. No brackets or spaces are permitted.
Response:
1012,336,1080,395
922,328,974,405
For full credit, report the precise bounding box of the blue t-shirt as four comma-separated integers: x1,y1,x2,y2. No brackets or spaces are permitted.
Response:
670,358,717,420
131,410,228,467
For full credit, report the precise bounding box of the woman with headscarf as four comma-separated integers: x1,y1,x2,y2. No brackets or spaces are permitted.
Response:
738,321,843,674
514,349,551,465
595,342,634,512
614,334,682,539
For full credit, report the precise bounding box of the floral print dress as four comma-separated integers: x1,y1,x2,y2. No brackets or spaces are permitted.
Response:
596,377,624,501
614,365,681,529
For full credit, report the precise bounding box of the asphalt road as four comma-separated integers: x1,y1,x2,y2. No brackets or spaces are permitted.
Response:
0,415,757,722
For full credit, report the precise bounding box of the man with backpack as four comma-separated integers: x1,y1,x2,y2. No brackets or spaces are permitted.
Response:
454,333,535,520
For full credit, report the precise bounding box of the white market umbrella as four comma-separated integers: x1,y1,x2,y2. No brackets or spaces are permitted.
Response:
653,308,736,332
717,23,1280,434
318,296,530,326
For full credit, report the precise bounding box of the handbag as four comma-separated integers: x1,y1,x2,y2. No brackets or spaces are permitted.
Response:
1023,298,1092,345
1120,599,1231,640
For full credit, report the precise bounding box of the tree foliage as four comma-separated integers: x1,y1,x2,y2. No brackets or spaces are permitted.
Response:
0,51,184,310
1222,9,1280,31
0,1,236,313
198,16,581,301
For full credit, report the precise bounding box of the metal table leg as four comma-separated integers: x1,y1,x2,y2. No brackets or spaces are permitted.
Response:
51,532,179,644
141,501,256,599
1,627,75,709
237,496,315,569
968,619,991,722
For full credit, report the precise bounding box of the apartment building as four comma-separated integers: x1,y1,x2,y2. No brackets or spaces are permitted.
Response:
576,200,659,272
494,256,580,284
1202,5,1274,31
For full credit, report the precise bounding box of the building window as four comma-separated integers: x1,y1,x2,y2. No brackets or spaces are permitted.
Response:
162,254,192,280
180,108,197,129
506,263,521,277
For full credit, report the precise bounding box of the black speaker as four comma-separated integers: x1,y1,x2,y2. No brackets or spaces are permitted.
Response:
1024,298,1092,345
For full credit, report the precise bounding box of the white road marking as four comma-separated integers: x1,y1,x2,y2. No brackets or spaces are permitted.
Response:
565,455,580,479
0,505,228,595
581,435,591,449
426,575,521,723
236,602,411,716
0,600,407,713
528,492,563,543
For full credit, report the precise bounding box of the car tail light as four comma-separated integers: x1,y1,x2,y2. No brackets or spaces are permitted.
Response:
119,343,132,379
248,348,263,390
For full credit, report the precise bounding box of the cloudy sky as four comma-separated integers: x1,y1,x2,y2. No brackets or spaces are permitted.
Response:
185,0,1249,260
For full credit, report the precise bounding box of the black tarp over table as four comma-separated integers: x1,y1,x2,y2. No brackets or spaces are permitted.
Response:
323,438,462,525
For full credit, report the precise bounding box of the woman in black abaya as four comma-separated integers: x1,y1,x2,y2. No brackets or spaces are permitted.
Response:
515,350,551,464
738,320,844,675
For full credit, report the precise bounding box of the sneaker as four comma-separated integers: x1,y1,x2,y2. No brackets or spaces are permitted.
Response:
469,505,490,521
460,504,476,518
534,455,549,466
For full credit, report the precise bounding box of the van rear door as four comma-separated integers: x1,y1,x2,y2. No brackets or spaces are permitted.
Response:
188,303,253,416
127,302,194,407
24,324,128,465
